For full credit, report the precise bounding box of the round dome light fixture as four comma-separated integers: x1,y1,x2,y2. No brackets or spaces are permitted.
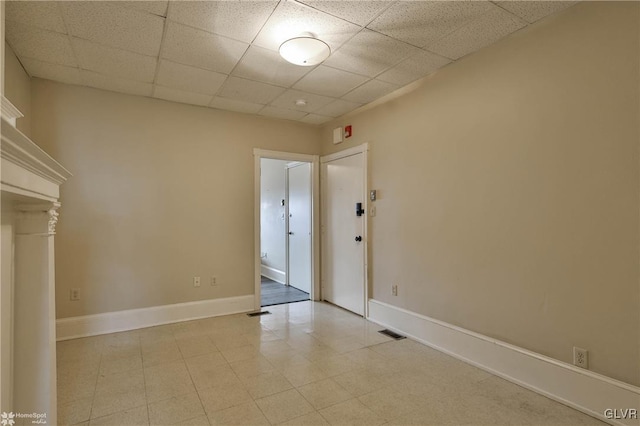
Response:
279,32,330,67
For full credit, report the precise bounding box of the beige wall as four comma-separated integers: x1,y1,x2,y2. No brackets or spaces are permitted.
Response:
4,42,31,137
321,1,640,386
30,79,320,319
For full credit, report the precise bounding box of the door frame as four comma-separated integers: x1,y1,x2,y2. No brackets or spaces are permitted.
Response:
320,143,369,317
254,149,320,311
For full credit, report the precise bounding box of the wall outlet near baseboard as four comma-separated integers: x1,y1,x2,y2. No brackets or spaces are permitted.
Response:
193,277,201,287
70,288,80,301
573,346,588,369
210,276,217,286
392,284,398,296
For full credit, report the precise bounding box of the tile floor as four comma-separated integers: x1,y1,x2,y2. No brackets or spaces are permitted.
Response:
57,301,604,426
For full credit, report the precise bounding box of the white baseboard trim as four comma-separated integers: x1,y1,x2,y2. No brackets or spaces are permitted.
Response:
57,295,255,341
260,265,285,284
368,299,640,426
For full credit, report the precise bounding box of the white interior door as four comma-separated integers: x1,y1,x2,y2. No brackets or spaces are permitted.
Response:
322,152,365,315
287,163,312,294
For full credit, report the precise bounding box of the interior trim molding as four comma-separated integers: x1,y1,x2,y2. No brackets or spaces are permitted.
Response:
56,295,255,341
367,299,640,426
260,265,286,284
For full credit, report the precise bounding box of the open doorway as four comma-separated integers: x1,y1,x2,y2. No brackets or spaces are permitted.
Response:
253,150,319,310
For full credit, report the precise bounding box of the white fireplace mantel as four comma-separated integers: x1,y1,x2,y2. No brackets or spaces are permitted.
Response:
1,112,71,425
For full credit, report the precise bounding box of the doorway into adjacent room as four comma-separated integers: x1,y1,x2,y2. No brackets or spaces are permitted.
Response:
255,152,318,309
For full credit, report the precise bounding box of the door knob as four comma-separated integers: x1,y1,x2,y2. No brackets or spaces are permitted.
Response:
355,236,362,242
289,232,294,235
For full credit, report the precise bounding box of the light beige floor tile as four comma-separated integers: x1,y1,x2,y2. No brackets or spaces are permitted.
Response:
186,360,238,392
297,378,353,410
57,302,606,426
148,392,205,425
263,352,310,371
331,369,392,397
176,336,219,358
318,398,385,426
282,363,328,387
175,415,210,425
198,380,252,414
357,387,421,421
58,396,93,425
229,355,275,378
91,388,146,419
89,405,149,426
255,389,315,424
254,340,296,357
213,334,253,351
239,370,293,399
207,401,270,425
99,353,143,376
220,345,261,363
144,360,196,403
308,353,356,377
95,368,145,396
101,343,141,360
184,352,228,371
280,411,330,425
58,371,98,405
141,340,183,367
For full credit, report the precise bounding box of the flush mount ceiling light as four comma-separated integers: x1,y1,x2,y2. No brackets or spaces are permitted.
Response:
295,99,308,107
279,32,330,66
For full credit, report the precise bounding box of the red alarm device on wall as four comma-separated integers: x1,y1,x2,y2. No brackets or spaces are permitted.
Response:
344,125,352,138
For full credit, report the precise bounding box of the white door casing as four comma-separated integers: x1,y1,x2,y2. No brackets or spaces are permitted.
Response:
321,144,368,316
287,163,312,294
253,149,320,311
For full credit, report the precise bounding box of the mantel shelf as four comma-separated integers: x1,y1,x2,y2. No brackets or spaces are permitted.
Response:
1,117,72,202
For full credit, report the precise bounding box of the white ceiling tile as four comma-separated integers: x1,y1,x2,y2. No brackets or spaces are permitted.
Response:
259,106,308,121
20,57,80,85
153,86,213,107
299,1,394,26
342,79,398,104
293,66,368,98
209,97,264,114
270,89,334,113
80,70,153,97
5,20,76,67
218,77,285,105
167,1,278,43
253,1,361,53
428,5,526,60
232,45,311,88
368,1,494,48
496,1,578,24
377,50,451,86
315,99,363,118
162,22,248,74
156,60,227,95
72,38,157,83
300,114,333,125
116,1,169,17
5,1,67,34
323,29,421,78
60,2,164,56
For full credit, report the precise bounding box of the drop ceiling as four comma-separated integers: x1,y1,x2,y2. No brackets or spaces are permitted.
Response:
5,0,577,125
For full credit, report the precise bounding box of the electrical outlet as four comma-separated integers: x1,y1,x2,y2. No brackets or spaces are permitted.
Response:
193,277,201,287
210,276,217,286
70,288,80,301
573,347,588,369
392,284,398,296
